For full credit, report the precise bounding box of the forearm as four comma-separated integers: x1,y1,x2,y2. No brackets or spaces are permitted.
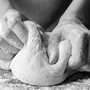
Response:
60,0,90,29
0,0,26,22
0,0,13,16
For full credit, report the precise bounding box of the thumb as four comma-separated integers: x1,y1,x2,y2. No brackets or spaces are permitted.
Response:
47,24,63,64
51,40,71,75
48,33,60,64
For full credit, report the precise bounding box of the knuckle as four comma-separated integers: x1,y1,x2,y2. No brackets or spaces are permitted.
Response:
68,54,86,69
4,9,20,20
49,35,59,46
77,31,87,39
0,19,10,39
3,9,20,29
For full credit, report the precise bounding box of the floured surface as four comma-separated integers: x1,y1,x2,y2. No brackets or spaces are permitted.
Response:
0,69,90,90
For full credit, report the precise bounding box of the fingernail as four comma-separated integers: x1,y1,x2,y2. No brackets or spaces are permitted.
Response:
49,54,58,64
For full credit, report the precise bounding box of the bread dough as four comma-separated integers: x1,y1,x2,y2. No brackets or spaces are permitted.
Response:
10,21,71,86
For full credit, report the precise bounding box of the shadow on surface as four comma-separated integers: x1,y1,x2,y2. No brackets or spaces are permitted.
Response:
63,71,90,84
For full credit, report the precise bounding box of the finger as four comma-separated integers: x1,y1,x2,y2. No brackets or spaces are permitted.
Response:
48,32,61,64
68,33,89,70
0,18,24,50
47,24,64,64
3,9,26,47
3,9,20,28
11,20,28,44
0,39,19,54
4,10,28,44
51,40,71,75
79,64,90,72
4,30,24,49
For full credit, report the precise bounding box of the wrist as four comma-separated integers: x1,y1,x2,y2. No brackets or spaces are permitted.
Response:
59,0,90,29
59,16,82,25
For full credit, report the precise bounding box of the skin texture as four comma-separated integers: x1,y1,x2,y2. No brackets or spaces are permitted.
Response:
10,21,72,86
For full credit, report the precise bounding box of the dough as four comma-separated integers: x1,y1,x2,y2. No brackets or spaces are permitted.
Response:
10,21,71,86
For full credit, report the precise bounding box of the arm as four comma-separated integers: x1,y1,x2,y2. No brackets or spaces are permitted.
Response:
60,0,90,29
0,0,12,15
0,0,28,70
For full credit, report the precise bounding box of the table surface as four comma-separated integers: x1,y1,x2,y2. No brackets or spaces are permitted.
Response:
0,69,90,90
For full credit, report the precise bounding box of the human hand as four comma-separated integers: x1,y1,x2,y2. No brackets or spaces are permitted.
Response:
48,20,90,73
0,9,28,70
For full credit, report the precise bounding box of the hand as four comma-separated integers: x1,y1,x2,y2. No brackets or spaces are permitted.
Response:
0,9,28,70
48,20,90,73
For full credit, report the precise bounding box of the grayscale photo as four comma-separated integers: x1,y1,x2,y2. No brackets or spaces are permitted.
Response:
0,0,90,90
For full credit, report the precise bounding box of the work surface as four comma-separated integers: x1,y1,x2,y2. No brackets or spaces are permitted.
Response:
0,70,90,90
